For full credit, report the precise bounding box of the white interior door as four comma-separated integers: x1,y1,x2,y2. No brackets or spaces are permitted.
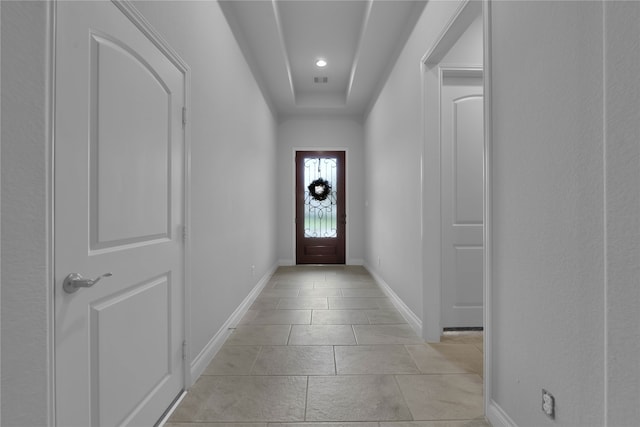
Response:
54,1,186,425
441,70,484,328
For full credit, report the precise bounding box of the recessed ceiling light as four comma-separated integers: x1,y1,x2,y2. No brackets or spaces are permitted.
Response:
315,58,327,68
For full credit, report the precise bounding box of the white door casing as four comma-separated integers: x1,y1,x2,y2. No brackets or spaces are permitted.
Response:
54,1,187,425
441,68,484,328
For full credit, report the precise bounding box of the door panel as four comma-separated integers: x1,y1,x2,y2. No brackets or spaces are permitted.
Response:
296,151,346,264
91,275,171,426
55,2,185,425
90,34,171,248
441,71,484,328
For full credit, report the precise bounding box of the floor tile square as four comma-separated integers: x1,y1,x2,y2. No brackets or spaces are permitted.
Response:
247,309,311,325
441,331,483,345
328,298,382,309
366,309,407,324
203,345,261,375
225,325,291,346
314,281,375,289
353,325,424,345
277,297,329,309
252,346,335,375
273,282,314,289
395,374,483,421
238,310,260,325
169,376,307,422
298,288,343,297
270,423,377,427
166,423,267,427
375,298,397,308
288,325,356,345
312,310,370,325
306,375,413,421
381,421,490,427
405,345,468,375
341,289,386,298
335,345,420,374
259,289,300,298
250,298,281,310
423,343,483,377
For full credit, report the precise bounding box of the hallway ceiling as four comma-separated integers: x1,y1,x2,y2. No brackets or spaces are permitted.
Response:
219,0,427,117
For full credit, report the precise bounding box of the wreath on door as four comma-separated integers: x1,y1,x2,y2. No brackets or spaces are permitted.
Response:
308,178,332,201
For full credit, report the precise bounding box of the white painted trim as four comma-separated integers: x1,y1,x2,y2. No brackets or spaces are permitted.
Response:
422,0,482,66
47,1,57,424
364,264,423,338
182,69,193,389
271,0,295,104
348,258,364,266
420,11,483,342
487,399,519,427
291,147,350,265
483,0,494,421
279,259,295,267
346,0,374,99
189,262,278,381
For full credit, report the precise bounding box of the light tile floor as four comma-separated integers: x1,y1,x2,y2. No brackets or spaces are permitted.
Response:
166,266,489,427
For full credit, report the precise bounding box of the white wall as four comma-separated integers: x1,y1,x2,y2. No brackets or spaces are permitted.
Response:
488,1,607,425
276,116,365,265
131,0,278,375
1,2,53,425
364,0,470,335
368,0,640,425
604,1,640,424
1,1,278,424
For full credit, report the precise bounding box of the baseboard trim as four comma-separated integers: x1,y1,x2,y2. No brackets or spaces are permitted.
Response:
487,399,518,427
189,262,278,382
347,258,365,266
363,263,423,338
279,259,294,266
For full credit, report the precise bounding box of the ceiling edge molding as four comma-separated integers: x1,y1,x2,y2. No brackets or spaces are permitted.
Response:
272,0,296,104
346,0,374,101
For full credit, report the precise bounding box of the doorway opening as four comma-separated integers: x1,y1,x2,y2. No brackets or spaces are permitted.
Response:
295,151,346,264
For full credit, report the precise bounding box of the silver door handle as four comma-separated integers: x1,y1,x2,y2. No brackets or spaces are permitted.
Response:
63,272,112,294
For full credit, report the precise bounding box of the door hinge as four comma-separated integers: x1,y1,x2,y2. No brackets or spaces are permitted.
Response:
182,225,188,242
182,107,187,128
182,340,187,361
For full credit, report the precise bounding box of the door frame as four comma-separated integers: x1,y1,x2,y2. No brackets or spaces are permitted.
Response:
419,0,492,420
291,147,349,265
420,0,483,341
47,1,193,423
438,66,484,328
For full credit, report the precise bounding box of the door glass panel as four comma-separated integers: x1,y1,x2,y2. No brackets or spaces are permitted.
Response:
303,157,337,238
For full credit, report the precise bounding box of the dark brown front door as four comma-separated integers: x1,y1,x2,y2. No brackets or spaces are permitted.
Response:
296,151,346,264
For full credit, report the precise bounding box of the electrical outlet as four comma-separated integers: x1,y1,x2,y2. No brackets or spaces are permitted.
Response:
542,389,555,419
